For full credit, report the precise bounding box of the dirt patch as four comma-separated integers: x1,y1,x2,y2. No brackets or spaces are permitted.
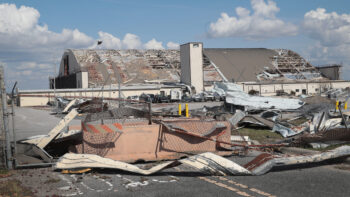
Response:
0,179,35,197
43,177,61,184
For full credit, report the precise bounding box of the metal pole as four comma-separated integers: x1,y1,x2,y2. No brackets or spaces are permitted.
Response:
178,104,182,116
0,71,5,168
148,102,152,125
11,82,17,167
0,66,12,169
185,103,189,118
118,72,121,108
54,63,57,110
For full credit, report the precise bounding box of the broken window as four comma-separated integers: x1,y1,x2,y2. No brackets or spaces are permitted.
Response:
302,89,307,94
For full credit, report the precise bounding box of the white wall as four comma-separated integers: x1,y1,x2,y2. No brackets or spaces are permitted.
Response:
180,43,204,94
240,81,350,96
76,72,89,88
18,86,182,106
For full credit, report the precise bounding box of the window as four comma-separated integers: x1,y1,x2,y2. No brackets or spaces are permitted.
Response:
296,89,299,92
302,89,307,94
193,43,199,48
315,88,319,92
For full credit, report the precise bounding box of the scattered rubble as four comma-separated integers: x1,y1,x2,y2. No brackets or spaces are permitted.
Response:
5,81,350,181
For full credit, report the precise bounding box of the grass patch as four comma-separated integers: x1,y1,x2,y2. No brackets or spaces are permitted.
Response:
0,179,34,197
0,169,9,175
234,126,283,144
0,168,12,178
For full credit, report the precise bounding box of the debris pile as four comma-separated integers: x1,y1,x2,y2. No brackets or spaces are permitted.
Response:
9,82,350,177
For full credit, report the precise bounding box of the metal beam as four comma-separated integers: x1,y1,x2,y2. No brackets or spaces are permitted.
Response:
36,108,79,149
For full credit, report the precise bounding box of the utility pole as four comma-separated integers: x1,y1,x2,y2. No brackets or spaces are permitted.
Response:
0,66,13,169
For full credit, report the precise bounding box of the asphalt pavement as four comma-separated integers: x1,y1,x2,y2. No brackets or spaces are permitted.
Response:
8,106,81,140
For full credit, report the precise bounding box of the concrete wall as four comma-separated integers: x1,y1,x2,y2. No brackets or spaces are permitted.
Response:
18,86,182,107
180,44,191,87
180,43,204,94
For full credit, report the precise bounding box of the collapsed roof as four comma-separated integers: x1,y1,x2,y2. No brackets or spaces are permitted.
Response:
60,48,327,88
204,48,326,82
67,49,181,87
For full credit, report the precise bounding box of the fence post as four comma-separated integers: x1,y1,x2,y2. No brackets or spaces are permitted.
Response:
0,68,4,168
0,66,13,169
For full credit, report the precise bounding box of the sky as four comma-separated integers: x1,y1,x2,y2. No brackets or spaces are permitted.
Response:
1,0,350,90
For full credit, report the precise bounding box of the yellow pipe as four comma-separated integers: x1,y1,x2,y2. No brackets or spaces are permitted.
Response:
178,104,182,116
185,103,189,118
345,102,348,110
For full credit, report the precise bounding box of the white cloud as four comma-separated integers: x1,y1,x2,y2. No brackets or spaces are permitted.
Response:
95,31,122,49
96,32,157,50
302,42,350,79
0,3,93,51
208,0,298,39
303,8,350,47
0,3,173,89
144,39,164,49
16,62,51,70
122,33,142,49
301,8,350,80
166,42,180,49
21,70,32,76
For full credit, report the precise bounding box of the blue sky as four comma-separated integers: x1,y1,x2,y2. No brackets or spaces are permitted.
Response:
1,0,350,89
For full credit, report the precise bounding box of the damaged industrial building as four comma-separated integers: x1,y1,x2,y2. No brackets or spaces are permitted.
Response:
18,42,350,106
1,42,350,196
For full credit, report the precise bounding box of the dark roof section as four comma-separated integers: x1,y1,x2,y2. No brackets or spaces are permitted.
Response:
203,48,278,82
